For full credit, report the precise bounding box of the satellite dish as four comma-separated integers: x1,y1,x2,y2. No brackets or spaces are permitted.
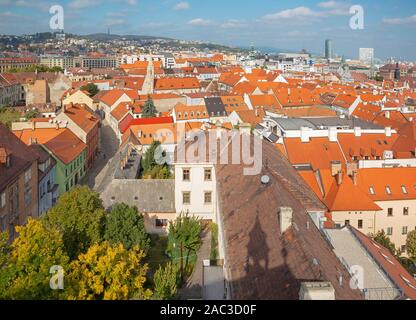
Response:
261,175,270,185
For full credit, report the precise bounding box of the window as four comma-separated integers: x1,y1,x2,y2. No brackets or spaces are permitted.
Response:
0,192,5,208
404,207,409,216
401,245,407,253
369,187,375,195
402,226,408,235
358,220,363,229
386,186,392,195
401,185,408,194
156,219,169,228
345,220,350,226
204,168,212,181
387,227,393,236
182,169,190,181
24,169,32,184
24,188,32,206
183,192,191,205
388,208,393,217
204,192,212,204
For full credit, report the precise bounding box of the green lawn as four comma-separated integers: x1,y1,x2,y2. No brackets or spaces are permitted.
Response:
147,234,169,272
0,108,22,129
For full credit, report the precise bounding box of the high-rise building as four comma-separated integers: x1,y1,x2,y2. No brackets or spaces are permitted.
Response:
359,48,374,64
325,40,333,60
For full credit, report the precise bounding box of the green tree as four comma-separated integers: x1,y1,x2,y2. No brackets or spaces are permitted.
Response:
25,109,39,120
141,141,171,179
43,186,106,259
141,96,157,118
372,230,397,256
80,83,99,96
104,203,150,251
167,214,202,282
406,230,416,259
66,242,152,300
0,219,69,300
153,262,179,300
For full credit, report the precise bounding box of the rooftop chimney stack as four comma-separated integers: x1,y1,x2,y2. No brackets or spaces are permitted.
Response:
354,127,362,137
385,127,392,137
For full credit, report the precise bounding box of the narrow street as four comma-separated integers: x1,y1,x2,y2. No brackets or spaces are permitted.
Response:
82,120,119,191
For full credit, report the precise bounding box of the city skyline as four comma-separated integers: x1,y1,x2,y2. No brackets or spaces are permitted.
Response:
0,0,415,60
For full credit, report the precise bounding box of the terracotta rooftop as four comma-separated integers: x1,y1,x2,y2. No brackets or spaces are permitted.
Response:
215,138,363,300
0,124,39,192
13,128,86,165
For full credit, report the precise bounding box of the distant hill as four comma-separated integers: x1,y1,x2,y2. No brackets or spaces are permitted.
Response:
81,33,174,41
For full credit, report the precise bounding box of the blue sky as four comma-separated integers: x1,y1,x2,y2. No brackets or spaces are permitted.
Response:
0,0,415,60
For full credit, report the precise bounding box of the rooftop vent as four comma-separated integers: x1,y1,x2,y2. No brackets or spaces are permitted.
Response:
261,175,270,185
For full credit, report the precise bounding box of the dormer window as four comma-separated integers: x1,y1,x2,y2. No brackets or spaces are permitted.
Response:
386,186,392,195
402,186,408,194
369,187,375,195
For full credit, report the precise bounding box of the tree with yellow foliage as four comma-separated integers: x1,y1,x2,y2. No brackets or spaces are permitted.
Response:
65,242,152,300
0,219,69,300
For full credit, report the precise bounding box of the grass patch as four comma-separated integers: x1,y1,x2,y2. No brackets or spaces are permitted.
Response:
147,234,169,272
0,107,22,128
210,222,219,261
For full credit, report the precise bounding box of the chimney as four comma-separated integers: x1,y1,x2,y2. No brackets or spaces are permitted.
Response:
255,107,259,117
346,162,358,176
385,111,390,119
300,127,310,143
138,130,142,138
352,170,358,186
328,127,338,142
288,88,291,96
385,127,392,137
354,127,362,137
31,120,36,131
331,161,342,177
0,148,10,167
336,171,343,185
279,207,293,234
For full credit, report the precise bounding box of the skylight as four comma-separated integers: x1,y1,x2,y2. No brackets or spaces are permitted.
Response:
369,187,375,195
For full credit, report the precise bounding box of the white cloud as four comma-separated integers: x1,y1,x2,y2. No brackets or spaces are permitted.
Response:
220,20,246,29
106,18,127,26
263,7,322,20
188,18,214,26
174,2,190,10
318,1,338,8
69,0,101,9
383,15,416,25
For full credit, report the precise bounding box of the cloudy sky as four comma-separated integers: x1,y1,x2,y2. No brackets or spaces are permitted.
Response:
0,0,415,60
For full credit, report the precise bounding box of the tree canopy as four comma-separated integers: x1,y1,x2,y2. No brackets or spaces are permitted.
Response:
372,230,397,257
0,219,69,300
104,203,150,251
66,242,152,300
141,141,171,179
167,214,202,282
406,230,416,259
43,186,106,259
80,83,99,96
153,262,179,300
141,96,157,118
